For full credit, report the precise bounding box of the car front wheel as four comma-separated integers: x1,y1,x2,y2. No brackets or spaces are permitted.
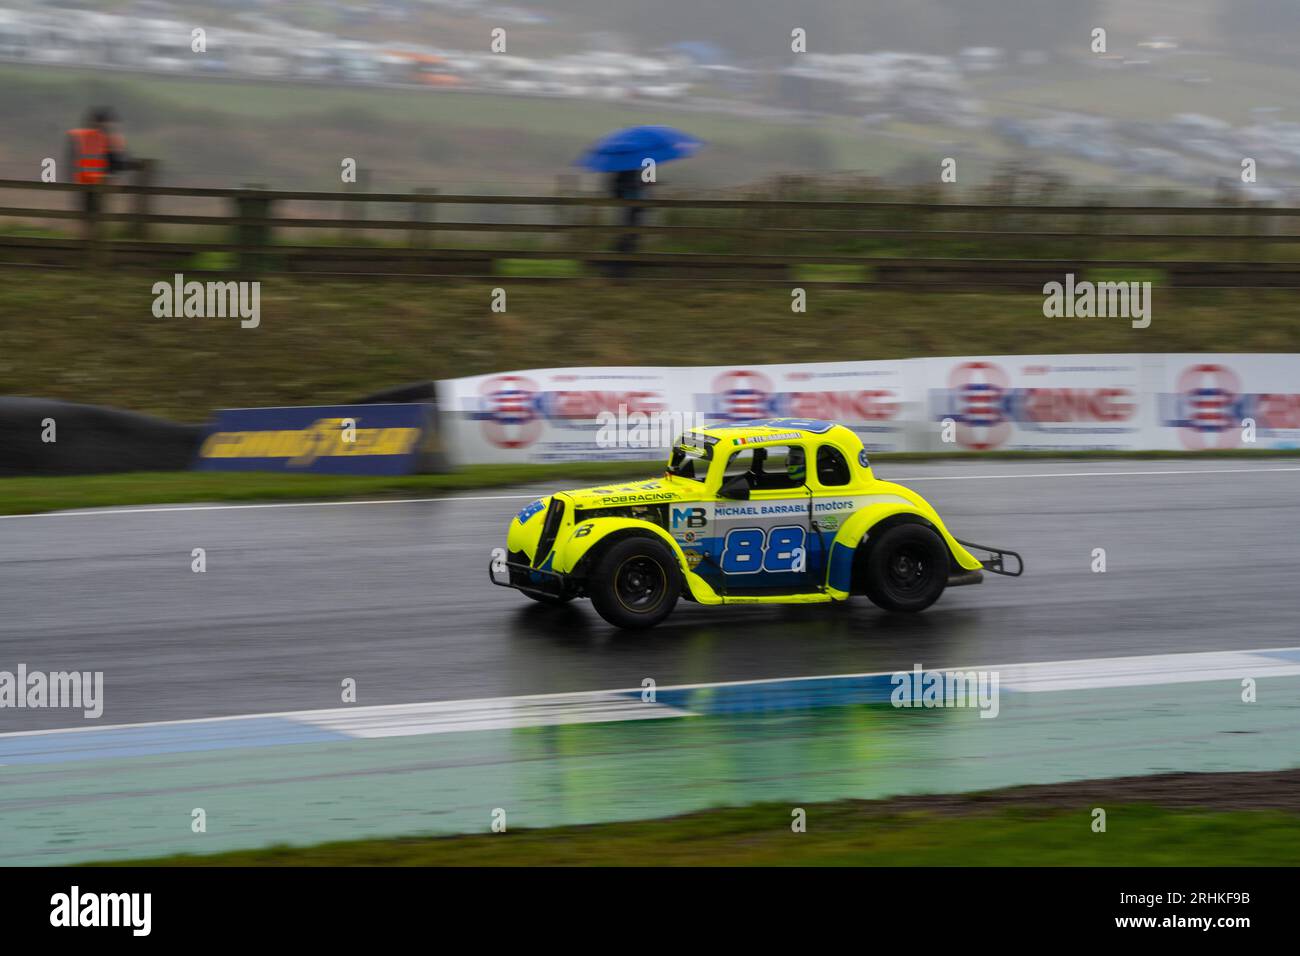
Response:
588,537,681,629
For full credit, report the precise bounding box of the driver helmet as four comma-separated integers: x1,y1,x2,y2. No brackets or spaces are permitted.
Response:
786,446,806,483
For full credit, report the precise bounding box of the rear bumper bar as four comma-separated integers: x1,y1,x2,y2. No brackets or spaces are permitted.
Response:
955,539,1024,577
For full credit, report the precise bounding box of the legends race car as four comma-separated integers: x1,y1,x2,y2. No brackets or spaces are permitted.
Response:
489,418,1022,629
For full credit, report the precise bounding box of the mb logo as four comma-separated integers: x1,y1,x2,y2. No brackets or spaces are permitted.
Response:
672,507,707,529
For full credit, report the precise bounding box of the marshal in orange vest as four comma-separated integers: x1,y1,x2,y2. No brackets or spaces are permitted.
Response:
66,127,118,184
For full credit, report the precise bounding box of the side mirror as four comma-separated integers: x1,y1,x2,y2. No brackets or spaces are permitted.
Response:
718,475,750,500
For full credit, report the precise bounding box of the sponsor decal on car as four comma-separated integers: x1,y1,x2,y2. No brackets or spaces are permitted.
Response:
600,492,677,505
734,432,803,445
516,499,546,524
671,507,708,529
684,430,719,445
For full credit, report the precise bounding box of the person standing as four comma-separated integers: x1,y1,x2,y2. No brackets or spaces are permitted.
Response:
66,107,132,237
609,167,646,278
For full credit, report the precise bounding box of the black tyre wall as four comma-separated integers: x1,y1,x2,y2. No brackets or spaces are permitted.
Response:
0,397,203,476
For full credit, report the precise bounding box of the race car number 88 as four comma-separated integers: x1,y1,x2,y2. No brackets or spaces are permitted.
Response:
721,526,806,573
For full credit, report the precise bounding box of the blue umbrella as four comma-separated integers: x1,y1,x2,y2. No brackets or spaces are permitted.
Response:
576,125,703,172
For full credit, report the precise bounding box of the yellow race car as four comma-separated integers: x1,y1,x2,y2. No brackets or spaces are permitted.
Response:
489,418,1021,629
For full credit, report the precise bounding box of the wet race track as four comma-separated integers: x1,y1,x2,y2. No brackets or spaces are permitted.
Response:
3,458,1298,731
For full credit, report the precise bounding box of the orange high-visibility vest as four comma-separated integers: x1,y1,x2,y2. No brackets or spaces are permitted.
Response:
67,128,111,184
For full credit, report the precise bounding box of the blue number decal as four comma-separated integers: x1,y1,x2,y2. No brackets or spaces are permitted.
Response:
721,526,807,574
721,528,765,573
763,526,805,571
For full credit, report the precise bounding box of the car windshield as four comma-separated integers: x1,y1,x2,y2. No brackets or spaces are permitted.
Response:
667,434,712,482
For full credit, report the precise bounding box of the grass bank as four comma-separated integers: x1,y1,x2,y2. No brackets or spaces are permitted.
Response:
4,271,1300,422
0,461,654,516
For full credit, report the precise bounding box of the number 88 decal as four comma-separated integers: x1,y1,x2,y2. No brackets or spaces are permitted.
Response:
720,526,807,574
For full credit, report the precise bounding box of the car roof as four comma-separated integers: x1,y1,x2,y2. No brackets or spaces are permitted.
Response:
685,418,863,448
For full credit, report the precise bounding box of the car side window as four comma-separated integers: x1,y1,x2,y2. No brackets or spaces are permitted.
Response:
723,448,755,480
723,445,806,491
816,445,851,487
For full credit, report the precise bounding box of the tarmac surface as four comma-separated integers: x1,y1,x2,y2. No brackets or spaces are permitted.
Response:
2,458,1297,731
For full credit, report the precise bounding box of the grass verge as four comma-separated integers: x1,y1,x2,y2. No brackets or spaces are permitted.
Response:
0,461,656,516
101,801,1300,867
2,450,1296,517
5,269,1300,422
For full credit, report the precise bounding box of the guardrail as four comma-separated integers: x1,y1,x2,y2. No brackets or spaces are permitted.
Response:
2,177,1299,289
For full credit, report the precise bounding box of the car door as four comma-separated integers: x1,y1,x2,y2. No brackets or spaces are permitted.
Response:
713,443,813,594
804,442,857,582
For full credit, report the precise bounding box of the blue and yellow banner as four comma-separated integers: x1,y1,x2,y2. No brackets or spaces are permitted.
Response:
195,404,443,475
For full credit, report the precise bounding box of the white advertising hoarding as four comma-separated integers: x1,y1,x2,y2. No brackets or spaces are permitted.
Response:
921,354,1145,452
437,355,1299,464
438,360,914,465
438,366,693,465
1152,354,1300,451
687,361,913,453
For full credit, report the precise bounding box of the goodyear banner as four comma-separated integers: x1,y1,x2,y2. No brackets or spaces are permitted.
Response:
437,355,1300,464
195,404,445,475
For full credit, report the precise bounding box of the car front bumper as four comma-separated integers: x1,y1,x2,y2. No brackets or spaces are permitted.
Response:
488,555,571,600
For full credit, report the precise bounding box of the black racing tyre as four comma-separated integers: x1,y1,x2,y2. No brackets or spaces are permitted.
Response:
521,590,573,606
588,536,681,629
861,524,948,613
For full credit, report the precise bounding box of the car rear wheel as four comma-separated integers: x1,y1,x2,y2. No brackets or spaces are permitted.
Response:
588,537,680,629
862,524,948,613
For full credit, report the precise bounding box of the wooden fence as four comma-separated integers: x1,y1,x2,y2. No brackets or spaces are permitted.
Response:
2,177,1299,290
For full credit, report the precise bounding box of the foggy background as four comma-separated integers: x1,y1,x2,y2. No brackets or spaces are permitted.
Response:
3,0,1300,195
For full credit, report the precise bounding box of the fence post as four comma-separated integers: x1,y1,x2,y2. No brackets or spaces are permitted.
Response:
344,169,370,242
128,158,157,241
553,174,577,254
234,183,272,275
409,187,437,247
83,183,105,269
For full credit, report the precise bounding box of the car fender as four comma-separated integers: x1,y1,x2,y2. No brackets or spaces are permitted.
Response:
824,498,981,598
555,517,723,605
506,496,552,562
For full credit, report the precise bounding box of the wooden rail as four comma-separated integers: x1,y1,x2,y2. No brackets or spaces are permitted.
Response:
0,178,1297,288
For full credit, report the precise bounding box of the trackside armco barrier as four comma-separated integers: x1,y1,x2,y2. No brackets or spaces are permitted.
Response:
434,354,1300,465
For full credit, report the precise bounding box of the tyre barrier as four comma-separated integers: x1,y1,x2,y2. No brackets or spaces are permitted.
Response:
349,381,439,405
0,397,204,477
